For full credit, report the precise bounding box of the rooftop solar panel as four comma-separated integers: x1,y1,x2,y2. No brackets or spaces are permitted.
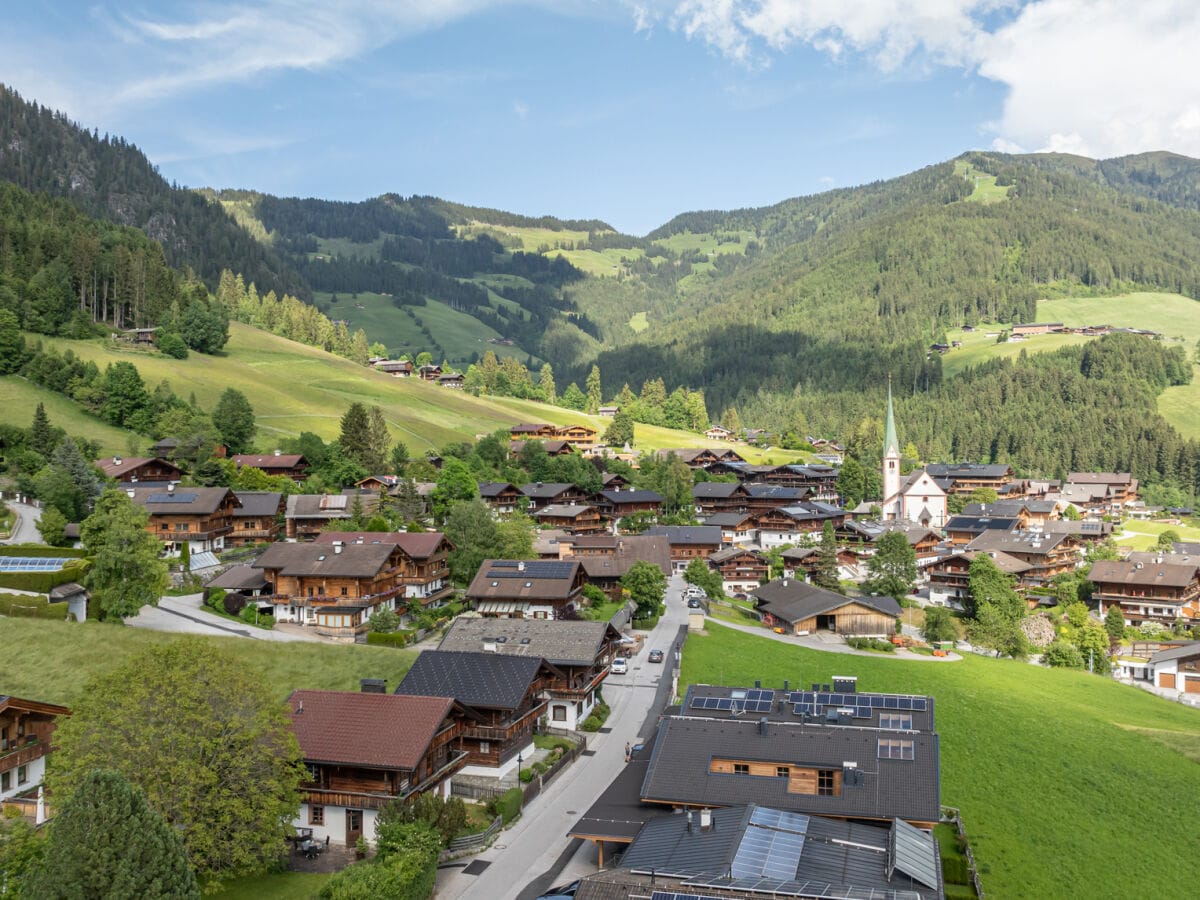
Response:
146,492,198,504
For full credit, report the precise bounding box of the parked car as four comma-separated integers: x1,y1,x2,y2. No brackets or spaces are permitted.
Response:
687,598,702,609
537,880,580,900
648,649,664,663
610,656,628,674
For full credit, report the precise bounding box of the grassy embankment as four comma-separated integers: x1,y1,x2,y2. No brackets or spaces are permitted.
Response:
682,622,1200,900
10,322,800,461
0,618,417,707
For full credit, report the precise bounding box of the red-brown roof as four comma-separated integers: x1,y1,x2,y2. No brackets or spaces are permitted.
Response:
314,531,450,558
93,456,181,479
287,691,454,770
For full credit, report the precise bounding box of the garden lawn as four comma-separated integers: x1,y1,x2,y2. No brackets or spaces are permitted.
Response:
681,622,1200,900
211,871,331,899
0,618,417,707
1113,519,1200,551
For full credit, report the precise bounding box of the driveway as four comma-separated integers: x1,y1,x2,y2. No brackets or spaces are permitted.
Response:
439,576,689,900
705,615,961,661
127,593,323,642
1,501,43,545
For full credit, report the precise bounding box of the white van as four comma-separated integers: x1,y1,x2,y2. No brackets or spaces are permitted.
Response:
610,657,628,675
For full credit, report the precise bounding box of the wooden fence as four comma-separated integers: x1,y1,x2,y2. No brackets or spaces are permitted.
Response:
444,815,503,854
451,736,587,803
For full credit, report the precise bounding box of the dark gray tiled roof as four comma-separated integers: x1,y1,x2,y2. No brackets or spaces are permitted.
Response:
645,525,723,545
206,565,270,592
702,512,757,527
944,515,1019,534
438,618,617,666
693,482,745,499
751,580,901,623
640,716,940,823
394,650,549,711
232,491,283,517
1148,642,1200,664
520,482,576,499
252,542,394,577
598,490,664,504
925,463,1013,479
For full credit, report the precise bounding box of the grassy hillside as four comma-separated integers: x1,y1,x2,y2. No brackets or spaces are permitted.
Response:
683,622,1200,900
0,618,416,706
31,323,777,458
0,376,136,455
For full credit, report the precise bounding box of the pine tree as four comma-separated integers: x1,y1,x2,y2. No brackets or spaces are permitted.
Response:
366,405,391,474
338,402,373,469
812,521,843,593
539,363,556,404
29,402,55,456
27,770,199,899
212,387,256,454
586,364,603,414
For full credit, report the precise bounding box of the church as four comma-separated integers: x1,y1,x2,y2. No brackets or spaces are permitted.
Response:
879,385,947,528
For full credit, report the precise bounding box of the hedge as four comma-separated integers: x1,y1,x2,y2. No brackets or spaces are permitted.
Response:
631,614,660,630
0,592,72,620
489,787,523,824
319,846,436,900
366,631,411,648
0,559,90,593
941,855,970,885
0,545,88,558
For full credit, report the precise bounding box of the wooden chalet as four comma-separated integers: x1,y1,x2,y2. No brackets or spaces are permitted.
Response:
964,530,1082,585
571,536,672,600
94,455,183,484
1066,472,1139,505
127,485,241,555
285,491,381,540
707,547,769,593
229,490,284,546
701,511,759,545
535,504,605,534
600,471,631,490
437,373,465,388
593,489,664,520
438,618,621,731
743,484,813,512
511,439,576,457
692,482,752,515
556,424,599,447
288,690,470,846
479,481,524,515
1149,643,1200,693
1090,559,1200,628
466,558,586,619
753,503,847,548
355,475,401,493
373,359,414,377
657,448,746,469
520,482,589,511
395,651,559,777
233,452,309,484
927,550,1031,608
704,425,736,441
644,525,724,572
925,463,1015,495
943,515,1020,547
0,696,71,818
253,541,409,639
314,531,454,608
417,365,443,381
510,423,560,441
752,580,901,638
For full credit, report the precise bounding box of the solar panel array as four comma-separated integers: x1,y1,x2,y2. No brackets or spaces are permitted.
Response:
0,557,72,572
790,691,926,720
690,696,773,714
486,560,575,579
146,492,198,504
661,877,924,899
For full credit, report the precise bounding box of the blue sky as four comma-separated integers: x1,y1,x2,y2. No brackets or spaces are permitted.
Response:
4,1,1199,234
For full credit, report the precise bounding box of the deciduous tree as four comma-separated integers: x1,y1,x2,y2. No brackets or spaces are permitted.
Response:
47,640,304,884
864,531,917,599
812,521,843,593
80,489,169,620
212,387,256,454
622,560,667,619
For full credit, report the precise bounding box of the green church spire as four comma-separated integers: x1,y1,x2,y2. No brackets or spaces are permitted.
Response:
883,379,899,458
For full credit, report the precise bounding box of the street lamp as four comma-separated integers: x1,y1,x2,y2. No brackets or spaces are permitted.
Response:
516,751,522,784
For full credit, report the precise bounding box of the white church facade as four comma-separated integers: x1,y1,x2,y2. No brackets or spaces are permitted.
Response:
880,385,947,528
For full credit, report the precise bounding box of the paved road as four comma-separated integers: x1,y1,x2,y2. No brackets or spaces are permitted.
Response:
1,502,44,545
437,576,691,900
127,593,323,642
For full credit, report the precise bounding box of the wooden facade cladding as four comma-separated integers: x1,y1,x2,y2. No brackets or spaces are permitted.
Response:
1,701,68,776
148,511,235,540
708,758,843,796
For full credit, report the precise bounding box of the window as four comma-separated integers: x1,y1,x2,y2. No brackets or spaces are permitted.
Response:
733,763,750,775
340,587,348,596
480,741,490,754
310,805,325,826
818,769,835,796
1,771,9,792
17,766,28,785
776,766,790,778
878,738,915,760
880,714,913,730
553,706,567,721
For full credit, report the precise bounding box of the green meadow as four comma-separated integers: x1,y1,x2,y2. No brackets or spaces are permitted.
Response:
0,375,136,455
0,618,417,707
954,160,1013,204
682,622,1200,899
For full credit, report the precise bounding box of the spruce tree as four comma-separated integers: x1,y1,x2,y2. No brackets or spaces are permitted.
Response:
585,364,603,414
338,402,373,469
29,402,55,456
212,387,256,454
812,521,843,593
27,770,199,899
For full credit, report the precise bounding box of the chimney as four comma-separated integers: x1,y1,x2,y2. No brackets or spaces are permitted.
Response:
754,679,761,688
686,810,694,833
518,560,525,572
757,717,769,736
125,488,136,499
274,449,282,457
360,679,387,693
783,679,789,691
297,700,303,715
334,542,343,554
113,456,122,465
699,808,712,832
167,482,175,494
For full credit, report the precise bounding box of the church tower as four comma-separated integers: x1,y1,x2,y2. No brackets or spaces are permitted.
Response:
882,381,902,516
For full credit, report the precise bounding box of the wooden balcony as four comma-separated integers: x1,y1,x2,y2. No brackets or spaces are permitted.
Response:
303,788,393,811
314,623,369,638
0,740,45,773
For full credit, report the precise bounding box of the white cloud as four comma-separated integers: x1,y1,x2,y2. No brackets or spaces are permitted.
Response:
643,0,1200,159
979,0,1200,158
513,101,530,119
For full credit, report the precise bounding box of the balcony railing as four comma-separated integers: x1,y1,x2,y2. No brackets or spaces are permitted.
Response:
0,740,45,772
314,623,369,638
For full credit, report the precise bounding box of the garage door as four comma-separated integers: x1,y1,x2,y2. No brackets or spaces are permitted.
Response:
1158,672,1176,689
1185,676,1200,694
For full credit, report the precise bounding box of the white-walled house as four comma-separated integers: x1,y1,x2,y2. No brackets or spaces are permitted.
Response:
0,696,71,820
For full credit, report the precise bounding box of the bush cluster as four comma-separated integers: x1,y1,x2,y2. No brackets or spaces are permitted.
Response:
366,631,411,648
487,787,523,824
580,700,612,732
846,637,897,652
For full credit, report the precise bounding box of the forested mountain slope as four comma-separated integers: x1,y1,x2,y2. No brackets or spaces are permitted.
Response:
0,85,306,298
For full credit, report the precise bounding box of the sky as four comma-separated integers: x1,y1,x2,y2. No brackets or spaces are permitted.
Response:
4,1,1200,235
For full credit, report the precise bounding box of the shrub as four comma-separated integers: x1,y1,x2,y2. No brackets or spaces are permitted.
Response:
941,855,971,885
368,607,401,633
156,332,189,359
632,615,660,630
205,588,227,611
488,787,522,824
366,631,410,648
319,846,436,900
519,768,534,783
